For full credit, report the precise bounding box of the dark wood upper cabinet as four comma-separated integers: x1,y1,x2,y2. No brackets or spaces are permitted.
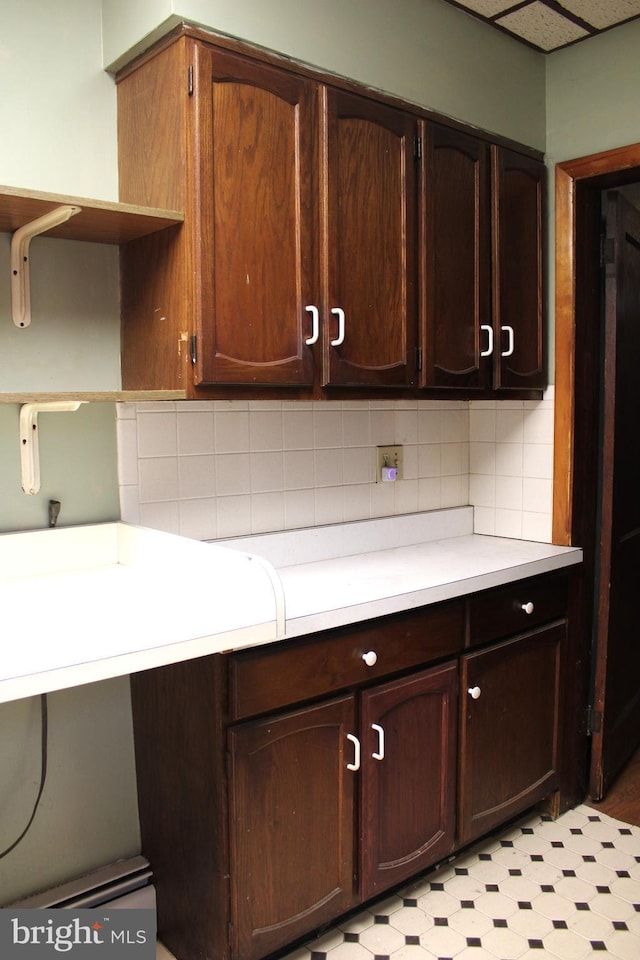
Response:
420,124,490,391
420,124,545,394
491,145,545,391
118,28,545,399
321,89,418,389
195,46,318,387
119,41,319,391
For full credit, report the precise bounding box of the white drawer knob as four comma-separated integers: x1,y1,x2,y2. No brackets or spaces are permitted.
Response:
521,601,535,615
362,650,378,667
468,686,481,700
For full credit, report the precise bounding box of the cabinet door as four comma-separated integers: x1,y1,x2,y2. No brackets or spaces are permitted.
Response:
458,625,563,845
492,146,545,391
228,696,357,960
195,46,318,386
322,88,418,388
420,123,491,391
360,663,458,899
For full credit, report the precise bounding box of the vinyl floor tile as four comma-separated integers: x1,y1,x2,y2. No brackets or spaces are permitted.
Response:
280,805,640,960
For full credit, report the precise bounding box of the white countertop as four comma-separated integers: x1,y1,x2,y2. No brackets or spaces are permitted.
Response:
1,509,582,704
222,508,583,638
0,523,283,704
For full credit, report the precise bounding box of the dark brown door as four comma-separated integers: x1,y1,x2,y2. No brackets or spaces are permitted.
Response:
458,625,563,845
195,46,318,386
590,192,640,799
228,695,357,960
359,663,457,899
420,123,491,390
321,88,417,388
492,146,545,391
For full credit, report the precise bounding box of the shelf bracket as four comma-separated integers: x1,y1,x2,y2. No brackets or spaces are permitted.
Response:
11,204,81,328
19,401,87,496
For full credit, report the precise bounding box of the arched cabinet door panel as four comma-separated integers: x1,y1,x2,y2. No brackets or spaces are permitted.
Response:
321,88,418,389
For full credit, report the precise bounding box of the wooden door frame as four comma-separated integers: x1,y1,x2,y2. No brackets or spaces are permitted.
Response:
553,142,640,807
553,141,640,544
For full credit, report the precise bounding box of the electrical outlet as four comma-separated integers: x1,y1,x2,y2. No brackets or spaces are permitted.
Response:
376,445,403,482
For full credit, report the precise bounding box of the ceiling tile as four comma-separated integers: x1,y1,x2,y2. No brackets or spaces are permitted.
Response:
497,1,589,50
558,0,640,30
449,0,520,16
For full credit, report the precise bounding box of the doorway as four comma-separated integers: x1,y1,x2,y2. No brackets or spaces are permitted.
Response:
553,143,640,805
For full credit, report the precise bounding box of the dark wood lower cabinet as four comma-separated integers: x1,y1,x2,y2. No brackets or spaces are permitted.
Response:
458,624,564,845
228,696,357,960
360,663,457,898
130,572,571,960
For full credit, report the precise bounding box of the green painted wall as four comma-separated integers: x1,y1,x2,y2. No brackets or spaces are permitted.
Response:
103,0,546,150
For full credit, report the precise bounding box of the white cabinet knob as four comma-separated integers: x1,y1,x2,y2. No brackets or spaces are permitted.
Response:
468,686,481,700
521,601,535,615
362,650,378,667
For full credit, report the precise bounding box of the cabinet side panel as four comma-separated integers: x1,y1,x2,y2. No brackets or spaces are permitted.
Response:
120,228,192,391
130,656,231,960
117,38,188,210
117,39,193,391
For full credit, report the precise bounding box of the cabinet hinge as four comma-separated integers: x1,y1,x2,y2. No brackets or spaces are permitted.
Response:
586,705,602,736
415,346,423,372
414,135,422,161
188,64,194,97
601,235,616,266
189,334,197,365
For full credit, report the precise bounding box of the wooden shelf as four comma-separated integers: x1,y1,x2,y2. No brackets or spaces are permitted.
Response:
0,184,183,243
0,391,186,404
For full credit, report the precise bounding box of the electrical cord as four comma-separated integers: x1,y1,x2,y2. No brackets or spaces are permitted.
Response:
0,693,48,860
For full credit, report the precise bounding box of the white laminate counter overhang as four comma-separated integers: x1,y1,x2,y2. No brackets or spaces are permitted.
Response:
0,522,283,704
0,508,582,704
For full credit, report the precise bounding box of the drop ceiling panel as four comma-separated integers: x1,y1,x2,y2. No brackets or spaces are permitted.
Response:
444,0,640,51
498,1,589,50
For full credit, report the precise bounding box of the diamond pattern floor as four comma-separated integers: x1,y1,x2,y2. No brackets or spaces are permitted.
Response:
280,805,640,960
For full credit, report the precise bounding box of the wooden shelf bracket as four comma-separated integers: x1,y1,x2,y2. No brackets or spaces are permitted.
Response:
11,204,81,328
20,400,87,495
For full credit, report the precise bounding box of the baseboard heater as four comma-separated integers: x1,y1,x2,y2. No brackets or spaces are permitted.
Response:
9,856,155,911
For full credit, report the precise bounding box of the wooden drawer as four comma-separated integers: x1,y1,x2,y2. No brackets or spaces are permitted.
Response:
468,572,568,648
229,601,464,721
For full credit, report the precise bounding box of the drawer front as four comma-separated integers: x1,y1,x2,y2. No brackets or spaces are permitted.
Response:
229,601,464,721
468,572,568,648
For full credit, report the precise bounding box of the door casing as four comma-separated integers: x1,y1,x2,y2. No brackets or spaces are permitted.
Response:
553,143,640,802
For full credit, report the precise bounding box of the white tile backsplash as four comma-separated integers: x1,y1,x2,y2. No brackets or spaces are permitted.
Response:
468,386,555,543
117,392,555,543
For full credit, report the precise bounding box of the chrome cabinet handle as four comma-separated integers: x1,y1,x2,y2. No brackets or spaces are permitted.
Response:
330,307,345,347
304,305,319,345
468,686,482,700
362,650,378,667
371,723,385,761
346,733,361,771
480,324,493,357
521,601,534,615
501,325,515,357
